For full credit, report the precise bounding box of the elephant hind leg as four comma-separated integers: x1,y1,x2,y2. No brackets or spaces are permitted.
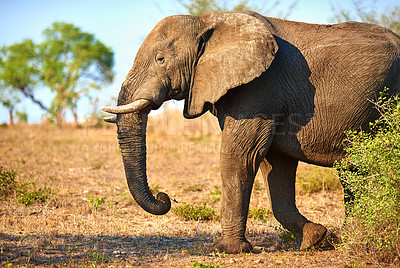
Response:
260,151,327,250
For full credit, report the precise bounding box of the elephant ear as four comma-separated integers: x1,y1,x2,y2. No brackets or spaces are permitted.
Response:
184,12,279,118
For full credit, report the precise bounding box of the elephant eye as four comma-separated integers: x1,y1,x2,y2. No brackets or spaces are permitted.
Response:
156,53,165,65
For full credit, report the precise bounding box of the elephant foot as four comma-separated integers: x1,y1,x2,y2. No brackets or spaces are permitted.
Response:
212,237,253,254
296,222,327,251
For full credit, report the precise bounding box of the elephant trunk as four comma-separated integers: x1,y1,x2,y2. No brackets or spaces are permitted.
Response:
117,112,171,215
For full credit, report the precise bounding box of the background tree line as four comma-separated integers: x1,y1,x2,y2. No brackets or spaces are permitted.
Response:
0,22,114,127
0,0,399,127
178,0,400,34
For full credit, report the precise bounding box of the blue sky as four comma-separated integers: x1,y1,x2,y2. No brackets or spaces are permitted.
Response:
0,0,396,123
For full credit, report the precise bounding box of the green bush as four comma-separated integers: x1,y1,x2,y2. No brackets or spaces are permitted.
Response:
17,182,51,206
0,167,18,200
336,91,400,263
0,166,51,206
173,202,219,221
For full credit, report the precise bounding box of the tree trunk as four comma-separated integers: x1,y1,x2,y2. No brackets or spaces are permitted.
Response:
8,107,14,126
73,110,79,127
56,107,64,128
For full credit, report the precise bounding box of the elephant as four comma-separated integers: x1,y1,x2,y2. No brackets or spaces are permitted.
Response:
101,11,400,254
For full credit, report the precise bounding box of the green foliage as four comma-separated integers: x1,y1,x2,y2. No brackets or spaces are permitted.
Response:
149,184,160,194
0,22,114,126
274,225,296,244
90,252,107,262
189,261,221,268
330,0,400,35
17,183,51,206
177,0,298,18
0,39,41,124
248,207,273,222
0,166,51,206
0,166,17,200
174,202,219,221
336,90,400,263
0,39,39,92
40,22,114,125
296,166,341,193
179,0,222,15
253,177,264,191
15,110,28,123
343,260,362,268
87,197,105,211
279,230,296,244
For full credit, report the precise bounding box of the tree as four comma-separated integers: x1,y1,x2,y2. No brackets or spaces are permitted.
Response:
39,22,114,126
177,0,298,18
0,87,19,126
331,0,400,35
0,39,44,125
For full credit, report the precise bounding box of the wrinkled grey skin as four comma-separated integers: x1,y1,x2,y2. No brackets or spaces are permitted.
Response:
104,11,400,254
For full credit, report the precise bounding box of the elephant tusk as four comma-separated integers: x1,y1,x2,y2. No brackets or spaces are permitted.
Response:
103,115,117,123
100,99,151,114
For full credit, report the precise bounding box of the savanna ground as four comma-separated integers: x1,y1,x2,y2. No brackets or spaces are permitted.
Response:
0,114,387,267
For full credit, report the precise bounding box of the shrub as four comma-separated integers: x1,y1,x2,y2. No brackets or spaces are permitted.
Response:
17,182,51,206
0,166,51,206
173,202,219,221
0,166,17,200
336,91,400,263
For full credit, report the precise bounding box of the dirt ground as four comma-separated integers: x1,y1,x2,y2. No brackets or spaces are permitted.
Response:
0,124,384,267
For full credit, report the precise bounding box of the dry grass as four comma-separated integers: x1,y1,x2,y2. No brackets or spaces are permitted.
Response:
0,122,382,267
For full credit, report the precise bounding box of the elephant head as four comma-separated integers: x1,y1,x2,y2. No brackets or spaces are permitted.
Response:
101,12,279,215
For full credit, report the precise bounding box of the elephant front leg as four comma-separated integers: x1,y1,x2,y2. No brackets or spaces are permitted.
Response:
213,116,274,254
212,154,254,253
